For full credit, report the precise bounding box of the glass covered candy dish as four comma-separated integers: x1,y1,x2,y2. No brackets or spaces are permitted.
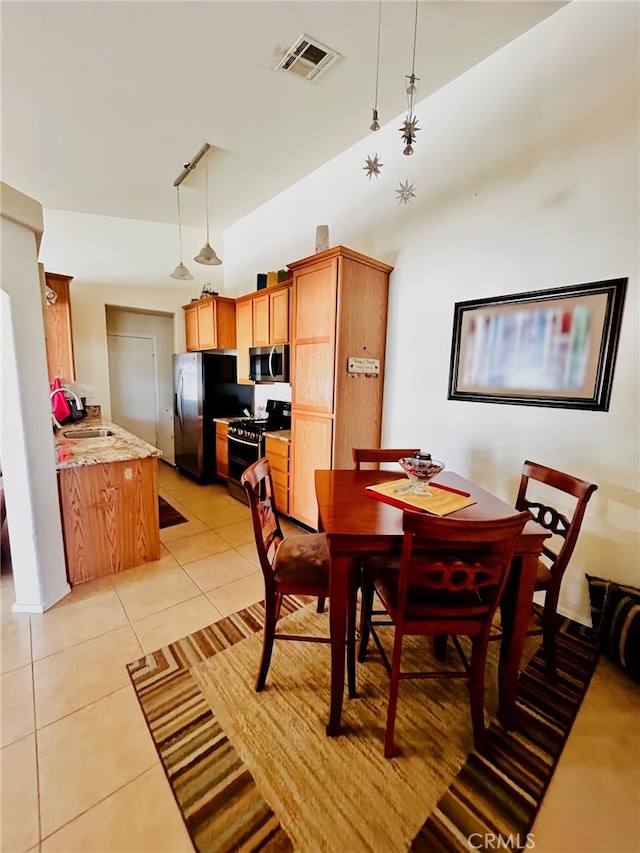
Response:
398,452,445,496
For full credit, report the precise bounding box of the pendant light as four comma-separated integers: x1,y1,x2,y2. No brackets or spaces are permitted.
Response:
170,186,193,280
395,0,419,204
369,0,383,131
363,0,384,181
194,146,222,266
399,0,420,157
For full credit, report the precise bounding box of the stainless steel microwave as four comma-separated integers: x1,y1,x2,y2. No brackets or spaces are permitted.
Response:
249,344,290,384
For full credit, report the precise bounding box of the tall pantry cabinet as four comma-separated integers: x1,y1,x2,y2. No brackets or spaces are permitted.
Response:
289,246,393,528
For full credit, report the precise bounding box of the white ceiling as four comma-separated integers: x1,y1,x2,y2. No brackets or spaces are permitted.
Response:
1,1,567,230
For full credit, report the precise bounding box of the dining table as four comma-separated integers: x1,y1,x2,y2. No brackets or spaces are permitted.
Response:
314,468,550,737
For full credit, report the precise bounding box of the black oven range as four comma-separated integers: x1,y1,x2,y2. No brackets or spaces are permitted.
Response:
227,399,290,504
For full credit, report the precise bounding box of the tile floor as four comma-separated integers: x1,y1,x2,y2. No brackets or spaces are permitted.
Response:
1,462,638,852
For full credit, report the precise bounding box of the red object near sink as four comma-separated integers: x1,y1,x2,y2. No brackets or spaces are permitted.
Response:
51,378,71,422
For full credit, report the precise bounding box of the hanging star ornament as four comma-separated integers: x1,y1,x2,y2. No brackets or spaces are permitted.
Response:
396,180,416,205
363,154,384,179
399,114,420,154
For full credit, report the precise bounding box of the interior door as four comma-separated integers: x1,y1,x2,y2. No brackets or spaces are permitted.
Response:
107,334,161,451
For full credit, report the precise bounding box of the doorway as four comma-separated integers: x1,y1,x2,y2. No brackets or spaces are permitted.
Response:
105,306,175,464
107,333,158,447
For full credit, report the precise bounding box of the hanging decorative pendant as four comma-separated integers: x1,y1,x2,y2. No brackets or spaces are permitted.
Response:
396,180,416,205
363,154,384,179
399,0,421,161
406,73,420,96
368,0,383,134
400,115,420,154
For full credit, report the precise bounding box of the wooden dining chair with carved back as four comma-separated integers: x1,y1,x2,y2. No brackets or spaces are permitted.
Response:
242,457,357,696
495,460,598,680
353,447,421,471
358,510,531,758
352,447,423,633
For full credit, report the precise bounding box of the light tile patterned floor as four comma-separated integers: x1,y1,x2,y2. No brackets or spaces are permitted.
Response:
0,462,638,852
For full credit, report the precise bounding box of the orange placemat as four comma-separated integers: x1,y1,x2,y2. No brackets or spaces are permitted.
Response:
365,479,476,516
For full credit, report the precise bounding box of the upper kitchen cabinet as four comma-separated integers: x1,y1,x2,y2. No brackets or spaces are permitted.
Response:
235,297,254,383
183,295,237,351
44,271,76,384
289,246,393,528
235,283,291,382
252,292,270,347
253,284,290,347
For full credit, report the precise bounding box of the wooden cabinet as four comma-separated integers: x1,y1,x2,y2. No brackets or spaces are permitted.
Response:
183,296,237,351
269,287,290,344
252,292,270,347
236,298,253,383
235,284,291,382
44,272,76,384
265,434,291,515
184,303,199,351
289,246,392,528
215,421,229,480
252,286,290,346
58,457,160,585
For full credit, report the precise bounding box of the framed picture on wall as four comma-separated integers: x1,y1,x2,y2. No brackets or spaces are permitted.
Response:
447,278,627,411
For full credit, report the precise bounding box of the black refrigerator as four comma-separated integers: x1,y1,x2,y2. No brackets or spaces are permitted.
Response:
173,351,253,482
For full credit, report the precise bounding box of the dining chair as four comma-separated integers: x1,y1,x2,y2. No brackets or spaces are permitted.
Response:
353,447,421,470
500,460,598,679
358,510,531,758
241,457,357,696
352,447,422,602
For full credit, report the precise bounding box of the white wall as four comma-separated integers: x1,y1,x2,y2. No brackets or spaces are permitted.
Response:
1,185,70,611
39,211,224,418
222,1,640,623
32,2,639,623
40,210,225,292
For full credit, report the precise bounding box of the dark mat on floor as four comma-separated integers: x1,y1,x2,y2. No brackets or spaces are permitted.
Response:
158,495,188,529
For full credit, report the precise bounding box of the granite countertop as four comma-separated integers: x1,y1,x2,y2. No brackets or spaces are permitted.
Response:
264,429,291,442
55,416,163,469
213,416,246,424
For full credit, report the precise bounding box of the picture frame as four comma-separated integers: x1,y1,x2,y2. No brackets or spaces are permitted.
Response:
447,278,627,411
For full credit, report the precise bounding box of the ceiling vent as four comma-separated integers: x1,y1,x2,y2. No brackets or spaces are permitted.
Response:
275,33,340,81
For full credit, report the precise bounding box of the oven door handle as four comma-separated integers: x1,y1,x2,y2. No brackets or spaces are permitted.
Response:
228,435,262,448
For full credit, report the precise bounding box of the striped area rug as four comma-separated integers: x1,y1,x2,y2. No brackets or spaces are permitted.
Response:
412,619,598,851
127,602,597,853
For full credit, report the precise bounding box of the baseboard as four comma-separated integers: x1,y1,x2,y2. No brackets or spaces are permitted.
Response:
557,602,591,627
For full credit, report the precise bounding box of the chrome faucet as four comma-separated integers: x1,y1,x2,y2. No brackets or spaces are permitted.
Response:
50,386,84,430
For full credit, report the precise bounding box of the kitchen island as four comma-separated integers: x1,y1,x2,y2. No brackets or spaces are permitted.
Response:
55,417,162,585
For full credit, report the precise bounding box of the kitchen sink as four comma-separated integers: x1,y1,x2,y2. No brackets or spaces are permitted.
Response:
63,428,115,438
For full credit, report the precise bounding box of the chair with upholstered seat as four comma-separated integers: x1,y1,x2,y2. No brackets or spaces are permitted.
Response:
503,460,598,679
358,510,531,757
241,457,357,696
353,447,421,470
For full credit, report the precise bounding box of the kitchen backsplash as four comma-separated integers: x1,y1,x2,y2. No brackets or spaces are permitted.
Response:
253,383,291,414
